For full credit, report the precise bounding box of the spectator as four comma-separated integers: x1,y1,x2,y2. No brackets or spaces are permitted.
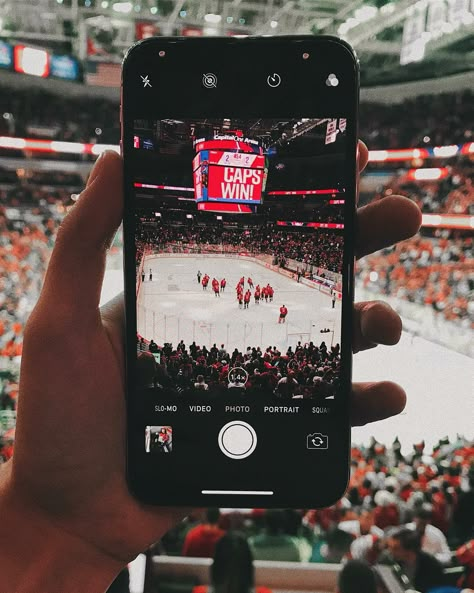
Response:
182,508,226,558
311,527,355,564
249,510,305,562
386,527,445,593
452,476,474,544
339,508,384,539
194,375,209,391
192,533,272,593
406,503,452,565
337,559,377,593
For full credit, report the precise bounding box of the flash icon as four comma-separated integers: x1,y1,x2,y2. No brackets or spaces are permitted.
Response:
141,75,152,88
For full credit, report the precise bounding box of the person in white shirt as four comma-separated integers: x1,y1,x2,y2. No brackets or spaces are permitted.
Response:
405,503,452,565
339,508,384,539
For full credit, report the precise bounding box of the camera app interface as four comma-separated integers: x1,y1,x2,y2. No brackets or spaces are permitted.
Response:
131,117,350,499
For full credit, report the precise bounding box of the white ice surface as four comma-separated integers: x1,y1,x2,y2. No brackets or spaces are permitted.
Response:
138,255,341,353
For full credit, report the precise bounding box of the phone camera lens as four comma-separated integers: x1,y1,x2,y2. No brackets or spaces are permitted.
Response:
159,50,166,57
302,52,310,60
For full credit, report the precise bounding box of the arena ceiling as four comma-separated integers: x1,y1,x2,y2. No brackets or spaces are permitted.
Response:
0,0,473,85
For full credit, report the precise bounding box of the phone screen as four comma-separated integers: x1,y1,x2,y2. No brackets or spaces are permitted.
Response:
122,37,358,507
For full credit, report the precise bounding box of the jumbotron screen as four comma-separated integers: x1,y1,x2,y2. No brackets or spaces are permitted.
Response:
193,134,267,205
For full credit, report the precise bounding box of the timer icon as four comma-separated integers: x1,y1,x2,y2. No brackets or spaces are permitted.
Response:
267,73,281,88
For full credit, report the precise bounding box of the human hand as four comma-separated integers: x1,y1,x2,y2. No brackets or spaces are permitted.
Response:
351,141,421,424
0,144,421,590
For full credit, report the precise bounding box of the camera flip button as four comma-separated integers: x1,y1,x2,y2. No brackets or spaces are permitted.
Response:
307,433,329,450
218,421,257,460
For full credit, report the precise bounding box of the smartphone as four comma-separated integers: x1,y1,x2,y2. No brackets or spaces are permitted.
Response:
121,36,359,508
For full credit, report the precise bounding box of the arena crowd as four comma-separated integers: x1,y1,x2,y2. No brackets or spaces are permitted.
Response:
156,434,474,592
360,163,473,215
136,225,344,274
357,235,474,327
137,338,341,401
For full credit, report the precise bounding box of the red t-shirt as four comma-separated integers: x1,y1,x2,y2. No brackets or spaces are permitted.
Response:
182,525,225,558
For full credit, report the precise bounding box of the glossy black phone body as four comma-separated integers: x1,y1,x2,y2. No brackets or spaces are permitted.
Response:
122,36,359,507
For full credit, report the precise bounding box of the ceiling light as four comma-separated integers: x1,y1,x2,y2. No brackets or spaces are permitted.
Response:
270,20,278,28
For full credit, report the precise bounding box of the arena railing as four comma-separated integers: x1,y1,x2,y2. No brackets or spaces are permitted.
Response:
146,555,406,593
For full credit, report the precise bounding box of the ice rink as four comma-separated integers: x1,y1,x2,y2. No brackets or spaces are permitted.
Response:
137,255,341,352
101,262,473,453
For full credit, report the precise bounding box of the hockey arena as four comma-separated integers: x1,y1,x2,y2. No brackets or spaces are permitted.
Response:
0,5,473,591
137,255,341,352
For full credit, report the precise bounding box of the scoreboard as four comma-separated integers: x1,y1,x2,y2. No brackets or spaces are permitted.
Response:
193,136,267,205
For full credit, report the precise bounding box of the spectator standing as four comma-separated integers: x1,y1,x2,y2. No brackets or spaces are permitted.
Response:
405,504,452,565
249,510,305,562
182,509,225,558
192,533,272,593
337,559,377,593
386,527,445,593
339,508,384,539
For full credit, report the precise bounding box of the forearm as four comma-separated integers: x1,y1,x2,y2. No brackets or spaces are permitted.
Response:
0,462,123,593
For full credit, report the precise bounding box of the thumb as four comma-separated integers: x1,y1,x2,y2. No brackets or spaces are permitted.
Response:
40,151,123,317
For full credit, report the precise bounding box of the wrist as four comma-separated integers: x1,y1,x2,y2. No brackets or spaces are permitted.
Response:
0,462,124,593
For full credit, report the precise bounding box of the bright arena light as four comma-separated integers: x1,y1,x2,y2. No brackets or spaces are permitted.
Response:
204,13,222,23
433,145,459,158
51,141,86,154
91,143,120,156
112,1,133,13
368,150,388,162
409,167,448,181
270,20,278,28
0,136,27,149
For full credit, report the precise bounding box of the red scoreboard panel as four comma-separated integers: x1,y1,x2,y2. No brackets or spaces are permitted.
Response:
193,136,267,206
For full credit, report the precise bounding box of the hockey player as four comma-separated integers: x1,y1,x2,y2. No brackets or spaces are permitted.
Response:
254,286,260,304
212,278,220,297
278,304,288,324
202,275,209,290
268,285,274,302
238,291,243,309
220,278,226,292
248,277,253,289
197,270,202,284
244,289,251,309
